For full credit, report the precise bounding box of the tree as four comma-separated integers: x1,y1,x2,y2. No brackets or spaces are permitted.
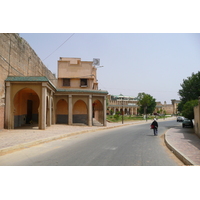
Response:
178,71,200,109
137,92,156,114
182,100,198,120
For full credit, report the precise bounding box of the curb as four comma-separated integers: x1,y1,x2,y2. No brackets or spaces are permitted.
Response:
164,128,195,166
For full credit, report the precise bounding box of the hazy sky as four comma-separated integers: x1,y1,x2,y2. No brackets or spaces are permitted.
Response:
19,33,200,104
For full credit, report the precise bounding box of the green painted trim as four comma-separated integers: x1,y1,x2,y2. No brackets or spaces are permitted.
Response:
5,76,49,82
56,89,108,94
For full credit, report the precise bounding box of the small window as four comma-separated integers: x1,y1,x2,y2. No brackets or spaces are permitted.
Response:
80,79,87,87
63,78,70,86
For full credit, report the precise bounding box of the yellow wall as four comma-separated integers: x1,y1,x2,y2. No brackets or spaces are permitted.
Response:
73,100,87,114
56,99,68,114
13,88,39,116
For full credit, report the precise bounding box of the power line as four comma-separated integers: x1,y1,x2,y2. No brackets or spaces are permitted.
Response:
42,33,75,61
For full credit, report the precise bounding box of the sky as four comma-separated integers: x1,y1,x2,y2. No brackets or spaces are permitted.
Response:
19,33,200,104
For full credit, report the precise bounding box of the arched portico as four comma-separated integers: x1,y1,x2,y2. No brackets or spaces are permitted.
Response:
5,77,55,130
93,99,103,124
13,88,40,128
56,99,68,124
73,100,88,125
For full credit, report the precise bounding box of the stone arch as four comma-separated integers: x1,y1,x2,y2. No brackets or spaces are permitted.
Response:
56,99,68,124
93,99,103,124
13,88,40,128
73,100,88,125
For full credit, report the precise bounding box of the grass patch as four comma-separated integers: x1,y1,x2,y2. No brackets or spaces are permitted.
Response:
106,115,170,123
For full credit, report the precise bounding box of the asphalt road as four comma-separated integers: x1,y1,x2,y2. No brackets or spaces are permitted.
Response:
0,120,183,166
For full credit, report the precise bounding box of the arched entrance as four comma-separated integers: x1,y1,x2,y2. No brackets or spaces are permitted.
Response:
13,88,40,128
56,99,68,124
73,100,88,125
93,100,103,124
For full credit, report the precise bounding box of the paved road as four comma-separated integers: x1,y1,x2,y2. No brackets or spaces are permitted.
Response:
0,120,183,166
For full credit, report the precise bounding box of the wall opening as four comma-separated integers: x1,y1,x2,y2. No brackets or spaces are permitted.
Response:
13,88,40,128
93,100,103,124
56,99,68,124
73,100,88,125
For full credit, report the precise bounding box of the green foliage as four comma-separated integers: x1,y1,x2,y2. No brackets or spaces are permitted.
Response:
136,92,156,114
178,72,200,106
106,115,170,123
114,111,120,120
178,71,200,114
110,109,114,115
177,101,185,113
182,100,198,120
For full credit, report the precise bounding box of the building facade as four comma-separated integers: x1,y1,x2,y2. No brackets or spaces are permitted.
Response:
107,95,138,115
0,34,108,130
107,94,180,116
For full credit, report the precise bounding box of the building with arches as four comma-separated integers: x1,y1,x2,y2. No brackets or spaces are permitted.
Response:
106,94,180,116
4,58,108,130
0,34,107,130
107,94,138,116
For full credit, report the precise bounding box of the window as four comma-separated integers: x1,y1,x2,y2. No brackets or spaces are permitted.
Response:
80,79,87,87
63,78,70,86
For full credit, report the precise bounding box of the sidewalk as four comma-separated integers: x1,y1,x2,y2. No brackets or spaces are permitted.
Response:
0,118,200,166
165,126,200,166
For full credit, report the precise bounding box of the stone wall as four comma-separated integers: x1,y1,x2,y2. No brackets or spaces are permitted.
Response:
0,33,56,129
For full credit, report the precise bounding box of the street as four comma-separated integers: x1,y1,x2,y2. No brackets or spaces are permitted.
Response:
0,120,183,166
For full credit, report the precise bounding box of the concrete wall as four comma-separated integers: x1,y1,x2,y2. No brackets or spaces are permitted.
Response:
0,33,56,129
194,104,200,138
57,57,97,90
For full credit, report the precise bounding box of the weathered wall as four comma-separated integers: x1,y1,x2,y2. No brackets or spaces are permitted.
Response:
0,33,56,129
194,104,200,138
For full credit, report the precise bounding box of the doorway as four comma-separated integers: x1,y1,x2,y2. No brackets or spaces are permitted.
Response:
26,100,33,123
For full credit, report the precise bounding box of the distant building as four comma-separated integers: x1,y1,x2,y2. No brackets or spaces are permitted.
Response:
107,94,138,115
154,100,180,115
107,94,180,116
